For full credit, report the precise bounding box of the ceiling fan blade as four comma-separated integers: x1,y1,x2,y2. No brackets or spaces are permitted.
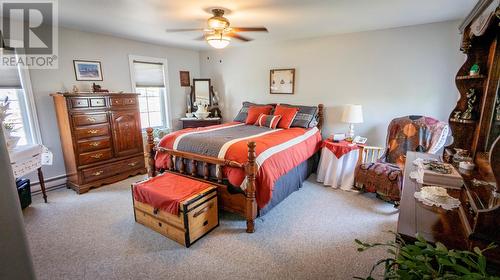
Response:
166,28,205,33
230,27,268,32
194,35,205,41
226,33,253,42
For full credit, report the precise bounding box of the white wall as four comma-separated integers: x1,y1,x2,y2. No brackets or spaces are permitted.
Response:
200,20,464,146
28,27,200,189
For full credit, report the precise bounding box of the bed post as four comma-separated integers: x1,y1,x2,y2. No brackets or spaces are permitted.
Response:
146,128,156,177
317,104,324,131
245,141,258,233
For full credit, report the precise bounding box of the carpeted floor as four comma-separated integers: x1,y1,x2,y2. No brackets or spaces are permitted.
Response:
23,174,399,280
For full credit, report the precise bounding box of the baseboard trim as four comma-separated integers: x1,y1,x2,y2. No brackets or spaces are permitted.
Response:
31,183,67,195
30,174,68,194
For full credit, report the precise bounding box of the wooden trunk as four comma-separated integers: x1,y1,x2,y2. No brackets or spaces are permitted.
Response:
132,185,219,247
51,93,146,193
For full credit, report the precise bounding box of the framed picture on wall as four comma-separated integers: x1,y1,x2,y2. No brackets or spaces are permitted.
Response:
73,60,103,81
179,71,190,87
270,68,295,94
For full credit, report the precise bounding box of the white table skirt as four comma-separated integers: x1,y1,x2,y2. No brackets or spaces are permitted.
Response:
316,147,359,190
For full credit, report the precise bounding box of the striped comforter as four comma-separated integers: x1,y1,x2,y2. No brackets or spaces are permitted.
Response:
155,122,322,209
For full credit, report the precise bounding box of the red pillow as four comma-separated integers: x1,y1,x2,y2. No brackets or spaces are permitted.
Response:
245,105,273,124
274,105,299,128
254,114,282,129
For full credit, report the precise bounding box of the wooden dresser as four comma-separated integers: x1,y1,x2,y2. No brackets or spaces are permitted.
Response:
51,93,146,194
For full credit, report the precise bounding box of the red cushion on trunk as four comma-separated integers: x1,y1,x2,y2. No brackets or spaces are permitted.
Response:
133,173,212,215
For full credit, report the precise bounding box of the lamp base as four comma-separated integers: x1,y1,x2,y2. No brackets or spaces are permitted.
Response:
346,123,355,142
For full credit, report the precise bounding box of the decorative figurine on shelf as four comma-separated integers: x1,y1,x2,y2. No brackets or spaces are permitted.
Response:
91,83,109,93
452,110,462,120
72,85,79,93
461,88,477,120
469,64,480,76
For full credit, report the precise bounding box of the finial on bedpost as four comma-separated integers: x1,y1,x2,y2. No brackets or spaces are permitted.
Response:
317,104,324,131
146,127,156,177
245,141,258,233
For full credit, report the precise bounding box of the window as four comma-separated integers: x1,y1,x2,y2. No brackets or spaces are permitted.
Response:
0,49,40,146
129,56,170,129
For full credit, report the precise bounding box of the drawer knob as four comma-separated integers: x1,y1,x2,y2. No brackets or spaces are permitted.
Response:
88,129,99,134
87,117,96,122
90,153,103,159
89,141,101,147
92,171,103,176
128,162,138,167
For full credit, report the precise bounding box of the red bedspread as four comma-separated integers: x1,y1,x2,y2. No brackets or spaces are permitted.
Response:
133,173,212,215
155,122,322,209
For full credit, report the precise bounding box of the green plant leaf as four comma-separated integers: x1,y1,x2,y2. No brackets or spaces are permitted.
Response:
453,264,472,275
473,247,482,256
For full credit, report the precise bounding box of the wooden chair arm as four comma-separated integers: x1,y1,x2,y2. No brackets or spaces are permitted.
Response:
358,145,385,165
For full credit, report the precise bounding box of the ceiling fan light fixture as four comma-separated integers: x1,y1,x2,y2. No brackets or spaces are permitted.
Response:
206,33,231,49
207,16,229,30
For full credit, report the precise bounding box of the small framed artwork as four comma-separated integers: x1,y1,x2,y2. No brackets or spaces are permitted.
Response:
179,71,190,87
73,60,103,81
270,68,295,94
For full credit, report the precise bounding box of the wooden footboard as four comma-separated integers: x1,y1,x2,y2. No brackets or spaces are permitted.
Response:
145,103,323,233
146,128,258,233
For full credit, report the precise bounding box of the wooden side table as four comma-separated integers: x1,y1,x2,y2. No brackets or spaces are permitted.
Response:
316,140,360,190
9,145,48,203
181,118,221,129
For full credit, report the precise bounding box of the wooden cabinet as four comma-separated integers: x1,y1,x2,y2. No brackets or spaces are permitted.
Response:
51,93,146,194
111,111,142,157
181,118,221,129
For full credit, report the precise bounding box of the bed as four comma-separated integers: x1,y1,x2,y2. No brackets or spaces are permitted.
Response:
146,103,324,233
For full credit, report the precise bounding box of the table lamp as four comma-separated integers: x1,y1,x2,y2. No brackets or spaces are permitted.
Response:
341,104,363,141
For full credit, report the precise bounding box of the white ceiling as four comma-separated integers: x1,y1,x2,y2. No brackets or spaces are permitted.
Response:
58,0,478,50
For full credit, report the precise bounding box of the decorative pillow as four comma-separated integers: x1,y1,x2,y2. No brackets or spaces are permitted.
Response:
279,104,319,128
274,105,299,129
254,114,282,129
245,105,273,124
234,102,277,122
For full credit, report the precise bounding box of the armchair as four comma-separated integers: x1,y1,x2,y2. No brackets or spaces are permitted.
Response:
355,115,450,203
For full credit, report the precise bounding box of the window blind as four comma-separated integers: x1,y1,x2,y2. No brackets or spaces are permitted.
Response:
0,50,22,89
133,61,165,88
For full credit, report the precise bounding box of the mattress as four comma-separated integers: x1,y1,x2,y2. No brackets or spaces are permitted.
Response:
155,122,322,209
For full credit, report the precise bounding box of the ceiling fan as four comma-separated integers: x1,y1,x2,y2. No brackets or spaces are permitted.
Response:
166,8,268,49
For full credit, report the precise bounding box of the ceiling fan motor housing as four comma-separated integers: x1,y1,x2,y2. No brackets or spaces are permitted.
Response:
207,9,230,30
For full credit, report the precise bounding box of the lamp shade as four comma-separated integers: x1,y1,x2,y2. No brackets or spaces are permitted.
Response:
341,104,363,123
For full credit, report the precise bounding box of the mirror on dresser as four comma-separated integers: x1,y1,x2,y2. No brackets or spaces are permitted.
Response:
190,79,212,109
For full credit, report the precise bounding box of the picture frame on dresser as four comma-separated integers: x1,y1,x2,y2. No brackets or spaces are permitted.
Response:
73,60,103,81
270,68,295,94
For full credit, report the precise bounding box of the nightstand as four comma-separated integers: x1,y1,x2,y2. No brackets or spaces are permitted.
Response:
181,118,221,129
316,139,361,190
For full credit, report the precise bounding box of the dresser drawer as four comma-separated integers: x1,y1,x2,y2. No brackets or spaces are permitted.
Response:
81,164,114,183
77,137,111,153
90,98,106,107
79,149,113,165
110,97,137,107
117,155,145,172
70,98,89,108
72,113,108,126
75,124,109,140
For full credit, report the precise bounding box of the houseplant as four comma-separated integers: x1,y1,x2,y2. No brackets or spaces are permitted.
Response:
355,232,499,279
